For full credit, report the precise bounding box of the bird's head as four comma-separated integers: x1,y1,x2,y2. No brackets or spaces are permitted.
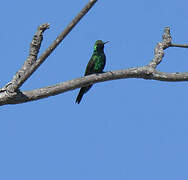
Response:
94,40,109,52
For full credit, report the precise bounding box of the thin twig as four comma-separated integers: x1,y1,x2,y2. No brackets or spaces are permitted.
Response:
170,44,188,48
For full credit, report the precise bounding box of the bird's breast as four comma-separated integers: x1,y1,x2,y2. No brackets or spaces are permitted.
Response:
94,55,105,72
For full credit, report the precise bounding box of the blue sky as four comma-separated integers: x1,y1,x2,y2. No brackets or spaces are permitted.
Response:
0,0,188,179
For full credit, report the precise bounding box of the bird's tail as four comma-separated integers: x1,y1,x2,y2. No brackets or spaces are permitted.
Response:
75,85,92,104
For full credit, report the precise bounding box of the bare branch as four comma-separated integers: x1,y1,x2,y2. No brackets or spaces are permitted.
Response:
0,67,188,106
6,0,97,93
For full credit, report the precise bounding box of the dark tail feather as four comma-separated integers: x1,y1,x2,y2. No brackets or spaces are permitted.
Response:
76,87,86,104
75,85,92,104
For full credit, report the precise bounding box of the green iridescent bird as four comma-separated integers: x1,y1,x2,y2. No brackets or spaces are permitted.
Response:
76,40,109,104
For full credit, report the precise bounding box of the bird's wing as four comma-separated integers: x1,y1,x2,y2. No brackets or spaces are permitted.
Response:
84,55,96,76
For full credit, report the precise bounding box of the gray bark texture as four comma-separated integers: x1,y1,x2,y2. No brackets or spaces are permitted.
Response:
1,0,188,106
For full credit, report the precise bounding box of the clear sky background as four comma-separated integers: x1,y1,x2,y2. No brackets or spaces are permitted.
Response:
0,0,188,179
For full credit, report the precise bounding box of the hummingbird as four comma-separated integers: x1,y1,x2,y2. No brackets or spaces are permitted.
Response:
76,40,109,104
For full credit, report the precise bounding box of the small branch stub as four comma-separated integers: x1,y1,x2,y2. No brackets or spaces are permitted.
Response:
162,27,172,48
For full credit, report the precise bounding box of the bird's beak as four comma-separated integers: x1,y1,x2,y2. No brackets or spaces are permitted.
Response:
104,41,109,44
